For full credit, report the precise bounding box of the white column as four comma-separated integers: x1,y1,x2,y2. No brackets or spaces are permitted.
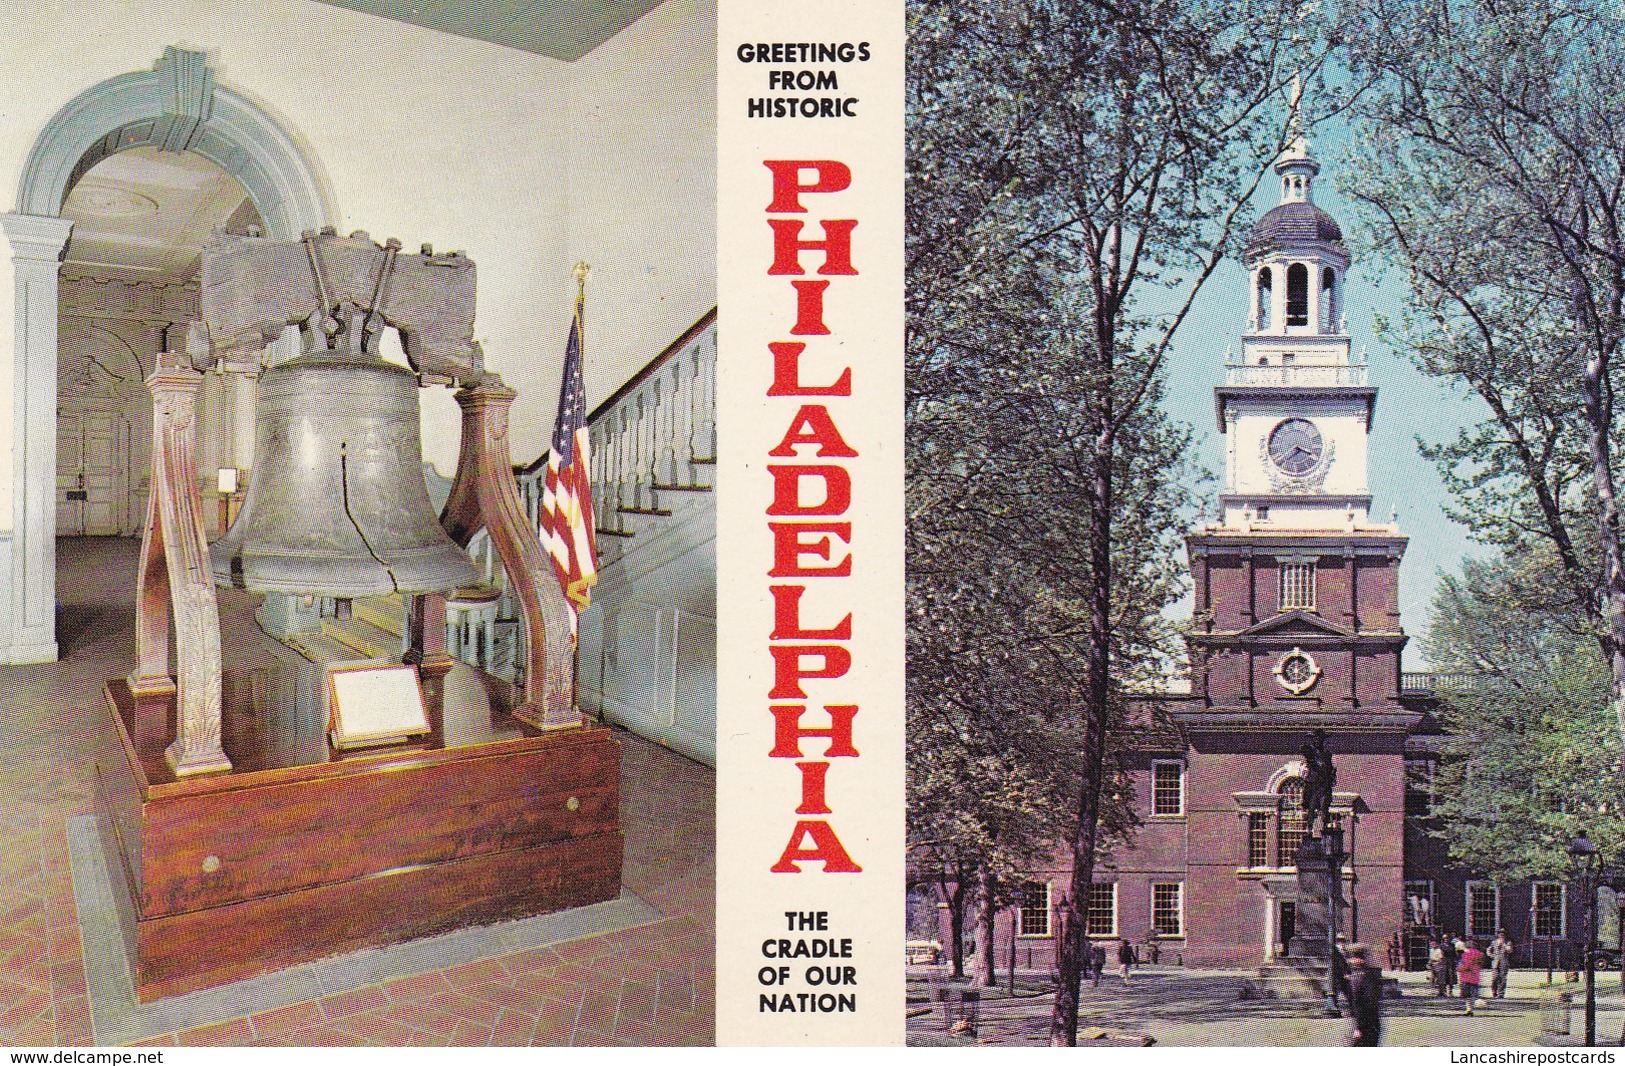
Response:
2,213,73,664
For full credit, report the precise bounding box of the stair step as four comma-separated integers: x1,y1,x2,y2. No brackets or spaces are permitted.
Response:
652,483,712,493
352,594,406,637
285,632,365,668
596,527,635,538
321,617,402,660
618,506,672,517
690,456,716,465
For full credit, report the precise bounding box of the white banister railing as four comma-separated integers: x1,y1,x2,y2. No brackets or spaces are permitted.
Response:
518,310,715,535
1223,365,1368,387
460,310,715,686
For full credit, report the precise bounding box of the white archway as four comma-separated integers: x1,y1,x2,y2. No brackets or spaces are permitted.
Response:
1,46,333,663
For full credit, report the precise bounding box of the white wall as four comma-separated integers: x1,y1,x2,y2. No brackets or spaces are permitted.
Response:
0,0,716,529
566,0,718,413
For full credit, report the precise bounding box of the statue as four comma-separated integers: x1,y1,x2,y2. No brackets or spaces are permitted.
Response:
1301,728,1336,839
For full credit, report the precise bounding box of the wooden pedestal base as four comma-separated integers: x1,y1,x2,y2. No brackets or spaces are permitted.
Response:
95,678,622,1001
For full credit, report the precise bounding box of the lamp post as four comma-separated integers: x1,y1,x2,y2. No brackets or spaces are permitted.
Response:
1569,830,1601,1047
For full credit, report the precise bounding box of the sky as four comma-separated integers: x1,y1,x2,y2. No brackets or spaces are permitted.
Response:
1156,118,1487,669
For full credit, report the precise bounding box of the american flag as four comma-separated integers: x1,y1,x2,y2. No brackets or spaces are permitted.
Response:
539,300,598,616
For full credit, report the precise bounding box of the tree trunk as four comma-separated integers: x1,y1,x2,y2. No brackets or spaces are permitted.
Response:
1008,907,1018,995
1051,424,1115,1046
1575,283,1625,755
972,868,998,987
945,878,966,979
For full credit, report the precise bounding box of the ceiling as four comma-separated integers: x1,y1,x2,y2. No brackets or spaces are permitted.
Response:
310,0,667,62
60,1,667,280
61,147,259,282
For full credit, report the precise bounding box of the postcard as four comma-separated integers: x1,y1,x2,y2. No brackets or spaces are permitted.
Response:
899,0,1625,1052
0,0,1620,1055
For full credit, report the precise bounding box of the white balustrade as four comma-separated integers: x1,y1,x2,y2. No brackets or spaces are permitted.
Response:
1224,364,1368,387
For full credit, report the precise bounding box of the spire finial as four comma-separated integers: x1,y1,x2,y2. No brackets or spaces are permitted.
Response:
1275,74,1319,204
573,261,590,303
1289,74,1304,143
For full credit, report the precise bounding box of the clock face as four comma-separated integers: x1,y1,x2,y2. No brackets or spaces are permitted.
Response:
1268,419,1324,476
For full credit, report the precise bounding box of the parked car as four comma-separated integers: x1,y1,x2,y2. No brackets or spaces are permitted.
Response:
906,940,943,965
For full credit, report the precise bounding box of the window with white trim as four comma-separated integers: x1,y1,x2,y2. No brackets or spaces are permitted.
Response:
1534,882,1566,939
1248,812,1270,868
1152,760,1185,816
1086,882,1117,937
1466,881,1500,938
1278,777,1307,862
1406,879,1435,926
1019,882,1051,937
1152,882,1184,938
1280,561,1316,611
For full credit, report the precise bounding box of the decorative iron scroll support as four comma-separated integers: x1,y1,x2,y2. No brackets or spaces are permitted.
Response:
439,377,577,730
130,352,232,776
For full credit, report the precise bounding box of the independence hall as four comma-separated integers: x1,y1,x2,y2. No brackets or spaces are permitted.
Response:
936,134,1587,973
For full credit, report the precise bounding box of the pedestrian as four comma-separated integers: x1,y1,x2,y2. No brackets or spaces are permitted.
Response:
1429,937,1447,997
1387,931,1403,973
1445,936,1461,995
1345,944,1384,1046
1458,938,1486,1014
1488,930,1513,999
1117,938,1135,984
1092,942,1106,988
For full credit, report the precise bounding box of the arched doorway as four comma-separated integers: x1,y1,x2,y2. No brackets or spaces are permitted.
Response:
57,147,265,544
1,47,332,664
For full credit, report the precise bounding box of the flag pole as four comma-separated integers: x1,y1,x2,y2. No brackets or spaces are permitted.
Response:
570,262,589,716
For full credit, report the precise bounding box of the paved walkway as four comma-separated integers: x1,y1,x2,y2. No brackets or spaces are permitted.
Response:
908,967,1621,1047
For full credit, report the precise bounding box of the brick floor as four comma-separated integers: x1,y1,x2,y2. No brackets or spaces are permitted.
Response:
0,537,715,1047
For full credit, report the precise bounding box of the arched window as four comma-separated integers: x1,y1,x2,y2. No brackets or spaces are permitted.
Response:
1322,267,1340,331
1278,777,1307,862
1256,267,1273,331
1286,263,1309,327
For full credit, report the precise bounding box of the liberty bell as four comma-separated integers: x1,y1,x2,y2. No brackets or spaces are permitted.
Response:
210,232,479,599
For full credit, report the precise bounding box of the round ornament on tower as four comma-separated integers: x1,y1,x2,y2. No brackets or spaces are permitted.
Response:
1274,646,1321,695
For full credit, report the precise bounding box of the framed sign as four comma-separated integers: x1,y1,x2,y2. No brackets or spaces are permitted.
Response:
327,660,431,750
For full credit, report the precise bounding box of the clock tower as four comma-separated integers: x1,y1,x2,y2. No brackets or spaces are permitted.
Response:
1170,125,1418,966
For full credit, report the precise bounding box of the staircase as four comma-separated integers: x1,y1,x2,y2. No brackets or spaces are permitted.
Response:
517,310,717,767
283,593,405,668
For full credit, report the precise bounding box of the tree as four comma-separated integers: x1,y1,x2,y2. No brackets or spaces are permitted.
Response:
1342,0,1625,751
906,0,1323,1042
1420,548,1625,878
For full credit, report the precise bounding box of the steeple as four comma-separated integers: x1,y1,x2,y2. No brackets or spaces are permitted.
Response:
1275,76,1320,206
1210,90,1386,537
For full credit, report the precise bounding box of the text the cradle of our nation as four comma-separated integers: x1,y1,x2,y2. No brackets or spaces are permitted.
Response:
759,910,859,1014
736,40,870,118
